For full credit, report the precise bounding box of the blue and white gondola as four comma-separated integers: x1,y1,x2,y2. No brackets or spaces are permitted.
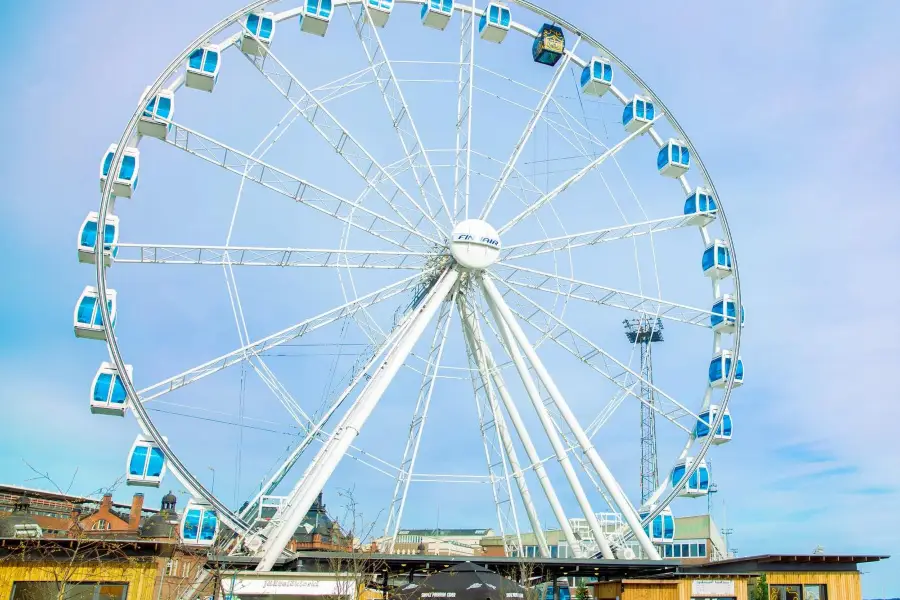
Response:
683,187,717,226
695,404,732,445
74,286,117,340
639,504,675,543
90,362,132,416
702,239,732,279
138,88,174,140
127,434,167,487
421,0,453,30
670,457,710,497
658,138,690,178
580,57,613,96
241,12,275,56
709,350,743,388
300,0,332,36
711,294,744,333
181,499,219,546
185,45,220,92
364,0,393,27
479,2,510,43
77,212,119,266
100,145,139,198
623,95,655,133
532,24,565,66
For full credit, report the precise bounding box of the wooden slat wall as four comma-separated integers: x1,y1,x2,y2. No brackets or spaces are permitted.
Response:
676,576,749,600
0,561,158,600
767,571,862,600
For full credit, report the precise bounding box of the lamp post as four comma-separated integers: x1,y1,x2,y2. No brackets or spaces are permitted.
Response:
208,466,216,494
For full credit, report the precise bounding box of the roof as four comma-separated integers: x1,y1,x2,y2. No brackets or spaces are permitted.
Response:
682,554,889,574
0,537,175,559
0,484,158,514
398,528,494,537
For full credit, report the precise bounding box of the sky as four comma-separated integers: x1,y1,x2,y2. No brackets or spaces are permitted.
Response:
1,0,899,596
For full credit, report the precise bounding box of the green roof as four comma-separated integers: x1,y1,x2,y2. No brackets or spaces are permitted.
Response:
397,528,494,537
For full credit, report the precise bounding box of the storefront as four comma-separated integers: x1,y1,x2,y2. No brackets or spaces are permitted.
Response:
221,571,362,600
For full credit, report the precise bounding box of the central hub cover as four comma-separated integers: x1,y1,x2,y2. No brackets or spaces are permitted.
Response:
450,219,501,270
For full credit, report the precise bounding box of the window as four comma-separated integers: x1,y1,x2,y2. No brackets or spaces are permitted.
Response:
91,519,110,531
770,585,826,600
11,582,128,600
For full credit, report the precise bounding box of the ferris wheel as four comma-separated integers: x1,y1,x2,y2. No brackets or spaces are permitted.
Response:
78,0,743,568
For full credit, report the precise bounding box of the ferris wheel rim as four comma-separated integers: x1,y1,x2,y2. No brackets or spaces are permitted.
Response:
92,0,743,556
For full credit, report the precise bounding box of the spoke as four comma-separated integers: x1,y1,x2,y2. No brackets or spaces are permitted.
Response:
480,38,581,220
116,244,428,269
481,275,658,560
499,116,660,234
243,41,448,240
460,294,545,558
499,213,695,261
253,267,460,572
488,273,700,430
492,263,711,327
350,3,452,225
138,272,424,403
454,0,476,221
164,121,431,251
383,294,456,552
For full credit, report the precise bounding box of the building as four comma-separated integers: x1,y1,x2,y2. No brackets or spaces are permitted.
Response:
481,529,578,558
285,493,353,552
659,514,727,563
0,484,157,538
0,537,174,600
374,528,494,556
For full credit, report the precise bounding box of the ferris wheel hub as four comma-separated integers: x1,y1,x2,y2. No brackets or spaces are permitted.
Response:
450,219,501,270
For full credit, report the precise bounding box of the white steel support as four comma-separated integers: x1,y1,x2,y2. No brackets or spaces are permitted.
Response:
244,43,448,241
480,278,615,559
499,116,659,234
453,0,476,221
481,276,660,560
254,267,460,571
383,295,456,551
351,3,452,225
459,297,548,558
116,244,429,269
480,37,580,220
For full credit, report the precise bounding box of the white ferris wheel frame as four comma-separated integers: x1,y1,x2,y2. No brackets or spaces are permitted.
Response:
93,0,743,569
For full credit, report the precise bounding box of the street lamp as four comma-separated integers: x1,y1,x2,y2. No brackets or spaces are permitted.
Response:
207,466,216,494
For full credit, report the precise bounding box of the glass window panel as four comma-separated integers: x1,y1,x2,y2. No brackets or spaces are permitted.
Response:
581,65,590,87
658,147,668,170
110,374,127,405
647,102,655,119
81,220,98,247
604,63,612,81
261,17,273,38
200,511,217,541
803,585,825,600
102,152,113,176
681,146,690,165
690,543,698,557
97,585,127,600
702,247,715,271
247,13,259,34
183,509,201,541
189,49,203,69
129,445,148,476
119,155,135,181
103,224,116,246
77,296,97,325
147,447,165,477
636,100,645,119
673,544,681,557
203,51,218,74
94,373,113,403
623,103,634,125
699,542,706,556
501,8,510,26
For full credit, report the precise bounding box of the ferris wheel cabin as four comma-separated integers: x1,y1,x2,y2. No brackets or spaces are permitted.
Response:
711,294,744,333
181,499,219,546
639,505,675,544
623,95,655,133
532,24,565,66
709,350,744,388
100,145,139,198
90,362,132,416
300,0,332,36
185,46,220,92
364,0,393,27
683,187,717,226
479,3,511,43
581,57,613,96
241,12,275,56
138,89,174,140
73,286,117,340
421,0,453,30
127,435,167,487
671,457,710,497
695,404,732,445
77,212,119,266
702,239,732,279
658,139,690,178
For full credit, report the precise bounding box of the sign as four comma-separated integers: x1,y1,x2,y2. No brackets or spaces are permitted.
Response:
691,580,735,597
224,577,356,598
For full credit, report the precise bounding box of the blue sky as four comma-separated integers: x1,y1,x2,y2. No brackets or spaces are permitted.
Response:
1,0,899,596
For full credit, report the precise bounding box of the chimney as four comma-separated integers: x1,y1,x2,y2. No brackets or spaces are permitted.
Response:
129,493,144,529
101,494,113,511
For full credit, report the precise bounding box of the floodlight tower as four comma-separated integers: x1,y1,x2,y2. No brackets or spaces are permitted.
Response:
624,317,664,504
